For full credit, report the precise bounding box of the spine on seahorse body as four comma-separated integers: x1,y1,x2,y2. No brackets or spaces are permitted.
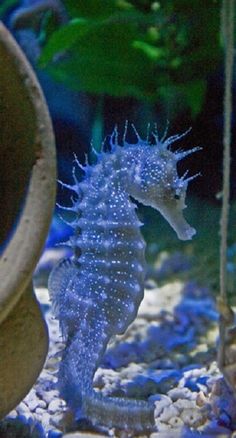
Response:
49,127,199,431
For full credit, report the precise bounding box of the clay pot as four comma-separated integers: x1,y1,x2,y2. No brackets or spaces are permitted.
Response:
0,22,56,418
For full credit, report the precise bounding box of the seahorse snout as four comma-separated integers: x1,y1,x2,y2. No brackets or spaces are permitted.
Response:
156,200,196,241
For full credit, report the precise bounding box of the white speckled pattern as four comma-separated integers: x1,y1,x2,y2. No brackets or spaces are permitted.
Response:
48,127,198,431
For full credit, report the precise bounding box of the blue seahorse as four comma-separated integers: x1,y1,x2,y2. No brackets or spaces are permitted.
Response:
48,125,200,432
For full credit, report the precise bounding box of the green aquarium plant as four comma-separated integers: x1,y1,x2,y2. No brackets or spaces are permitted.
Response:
37,0,220,116
217,0,236,394
0,22,56,419
3,0,220,118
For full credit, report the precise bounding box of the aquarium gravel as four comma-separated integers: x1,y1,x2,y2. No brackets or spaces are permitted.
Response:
4,255,236,438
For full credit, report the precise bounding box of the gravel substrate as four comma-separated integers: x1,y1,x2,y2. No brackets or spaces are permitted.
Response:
3,274,236,437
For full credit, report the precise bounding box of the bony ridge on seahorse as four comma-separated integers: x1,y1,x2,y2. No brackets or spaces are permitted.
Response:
48,124,200,433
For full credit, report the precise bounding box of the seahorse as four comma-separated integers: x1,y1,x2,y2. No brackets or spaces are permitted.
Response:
48,125,200,432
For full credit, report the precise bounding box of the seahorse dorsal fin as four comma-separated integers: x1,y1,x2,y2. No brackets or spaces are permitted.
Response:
48,258,78,316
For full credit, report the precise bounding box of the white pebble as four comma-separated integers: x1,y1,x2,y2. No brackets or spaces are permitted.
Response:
6,410,17,419
180,407,205,427
173,399,196,410
168,416,184,428
41,412,51,430
35,407,46,416
16,402,33,420
183,367,206,379
196,391,207,407
155,421,171,431
48,398,65,414
38,389,59,404
39,369,57,383
50,411,65,428
16,401,31,416
153,394,172,417
38,399,47,409
168,387,193,401
159,404,179,423
24,388,40,411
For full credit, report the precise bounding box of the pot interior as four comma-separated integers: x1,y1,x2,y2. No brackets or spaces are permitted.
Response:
0,42,37,251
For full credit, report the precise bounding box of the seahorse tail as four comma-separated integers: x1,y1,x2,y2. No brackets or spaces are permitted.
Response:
57,319,110,410
82,391,155,432
58,322,155,432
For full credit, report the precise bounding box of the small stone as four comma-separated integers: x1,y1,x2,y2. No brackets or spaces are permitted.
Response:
48,398,65,414
25,398,40,412
168,386,193,401
183,366,206,379
6,410,18,418
24,388,41,411
196,391,207,407
153,394,172,417
50,411,65,428
38,399,47,409
168,416,184,427
173,399,196,410
38,389,59,405
39,369,57,384
16,401,32,418
155,421,171,431
35,407,46,417
159,404,179,423
41,411,51,430
180,407,206,427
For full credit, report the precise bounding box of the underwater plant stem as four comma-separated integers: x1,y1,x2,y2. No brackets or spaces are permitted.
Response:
218,0,234,372
220,0,234,302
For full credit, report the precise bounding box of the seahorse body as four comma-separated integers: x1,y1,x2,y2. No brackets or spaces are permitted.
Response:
48,126,199,432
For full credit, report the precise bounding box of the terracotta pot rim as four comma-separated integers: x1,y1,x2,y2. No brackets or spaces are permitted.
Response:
0,22,56,322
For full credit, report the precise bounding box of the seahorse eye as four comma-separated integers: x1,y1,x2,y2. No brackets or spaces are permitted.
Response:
174,193,180,200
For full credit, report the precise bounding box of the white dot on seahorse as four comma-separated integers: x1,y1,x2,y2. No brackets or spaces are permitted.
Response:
133,283,141,292
126,302,135,312
137,241,145,249
100,331,107,340
116,319,124,329
100,291,107,300
81,319,87,330
84,298,93,307
104,276,110,284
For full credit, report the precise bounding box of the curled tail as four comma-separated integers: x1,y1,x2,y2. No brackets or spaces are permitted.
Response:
58,321,155,432
83,392,155,432
49,258,154,431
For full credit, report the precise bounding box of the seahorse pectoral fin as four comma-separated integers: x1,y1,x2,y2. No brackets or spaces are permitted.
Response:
157,200,196,241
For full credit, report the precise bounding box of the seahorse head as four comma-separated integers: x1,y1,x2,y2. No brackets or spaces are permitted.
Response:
127,130,200,241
